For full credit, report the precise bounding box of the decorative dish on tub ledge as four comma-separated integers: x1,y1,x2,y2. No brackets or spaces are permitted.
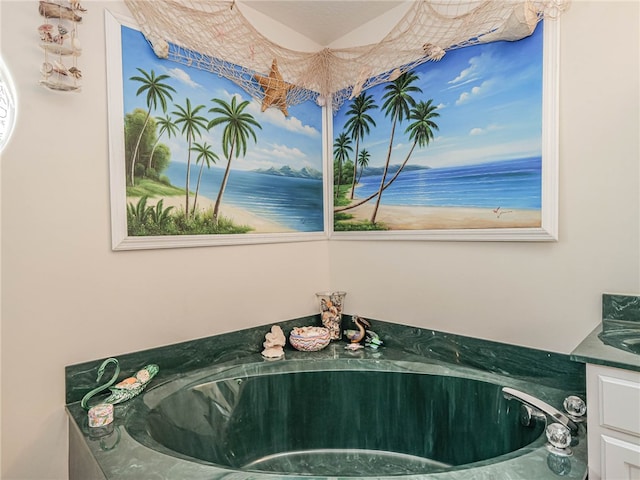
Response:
289,326,331,351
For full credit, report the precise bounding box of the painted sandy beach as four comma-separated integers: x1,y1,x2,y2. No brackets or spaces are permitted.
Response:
141,195,295,234
338,203,541,230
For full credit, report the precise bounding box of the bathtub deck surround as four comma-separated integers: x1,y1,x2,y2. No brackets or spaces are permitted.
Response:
66,318,588,479
66,317,586,403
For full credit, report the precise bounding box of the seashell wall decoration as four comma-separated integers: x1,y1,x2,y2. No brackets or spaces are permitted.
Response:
38,1,86,92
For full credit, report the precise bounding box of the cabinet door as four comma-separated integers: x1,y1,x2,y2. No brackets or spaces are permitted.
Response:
600,375,640,437
587,364,640,480
602,435,640,479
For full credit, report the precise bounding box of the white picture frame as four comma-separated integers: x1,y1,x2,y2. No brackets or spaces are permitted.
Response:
105,11,328,250
329,20,559,242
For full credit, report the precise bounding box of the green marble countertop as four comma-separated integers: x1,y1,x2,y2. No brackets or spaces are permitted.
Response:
571,323,640,372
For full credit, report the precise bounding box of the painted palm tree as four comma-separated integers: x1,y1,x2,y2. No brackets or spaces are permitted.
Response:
370,71,422,224
333,132,353,200
335,99,440,214
128,68,176,186
172,99,209,218
357,148,371,184
190,142,219,217
396,99,440,173
208,96,262,223
344,93,377,199
148,114,178,171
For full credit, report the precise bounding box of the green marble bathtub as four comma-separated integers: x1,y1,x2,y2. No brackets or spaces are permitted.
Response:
66,317,588,479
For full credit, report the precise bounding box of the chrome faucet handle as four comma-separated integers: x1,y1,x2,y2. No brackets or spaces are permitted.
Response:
563,395,586,419
546,423,573,456
502,387,579,434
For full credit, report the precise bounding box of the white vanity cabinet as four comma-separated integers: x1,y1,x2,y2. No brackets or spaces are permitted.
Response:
586,363,640,479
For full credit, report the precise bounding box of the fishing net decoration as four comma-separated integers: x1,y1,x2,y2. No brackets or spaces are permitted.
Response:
123,0,570,113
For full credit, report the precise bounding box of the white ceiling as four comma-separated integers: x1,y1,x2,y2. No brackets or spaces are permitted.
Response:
240,1,405,46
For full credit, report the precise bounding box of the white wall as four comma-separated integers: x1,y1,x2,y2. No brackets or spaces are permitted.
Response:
1,1,638,479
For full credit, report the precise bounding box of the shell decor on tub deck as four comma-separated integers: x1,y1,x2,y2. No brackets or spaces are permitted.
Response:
261,325,286,359
316,291,346,340
289,326,331,352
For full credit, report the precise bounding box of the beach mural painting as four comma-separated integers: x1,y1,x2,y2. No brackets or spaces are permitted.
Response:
106,12,326,250
331,21,559,242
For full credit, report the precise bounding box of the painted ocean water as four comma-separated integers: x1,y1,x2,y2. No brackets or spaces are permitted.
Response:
355,157,542,210
166,162,324,232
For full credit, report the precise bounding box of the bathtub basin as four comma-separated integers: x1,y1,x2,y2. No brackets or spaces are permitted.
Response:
139,371,540,475
112,353,588,479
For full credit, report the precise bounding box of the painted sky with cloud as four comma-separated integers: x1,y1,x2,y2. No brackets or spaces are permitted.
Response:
334,25,544,169
119,20,543,176
120,25,322,173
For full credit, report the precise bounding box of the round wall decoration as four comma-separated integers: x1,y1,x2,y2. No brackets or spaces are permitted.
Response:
0,57,17,152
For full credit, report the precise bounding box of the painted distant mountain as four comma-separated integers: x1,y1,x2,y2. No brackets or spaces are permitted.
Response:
254,165,323,180
360,164,431,177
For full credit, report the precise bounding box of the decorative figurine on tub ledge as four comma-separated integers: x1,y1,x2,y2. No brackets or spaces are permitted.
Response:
261,325,286,358
81,358,159,411
344,316,384,351
344,315,371,350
